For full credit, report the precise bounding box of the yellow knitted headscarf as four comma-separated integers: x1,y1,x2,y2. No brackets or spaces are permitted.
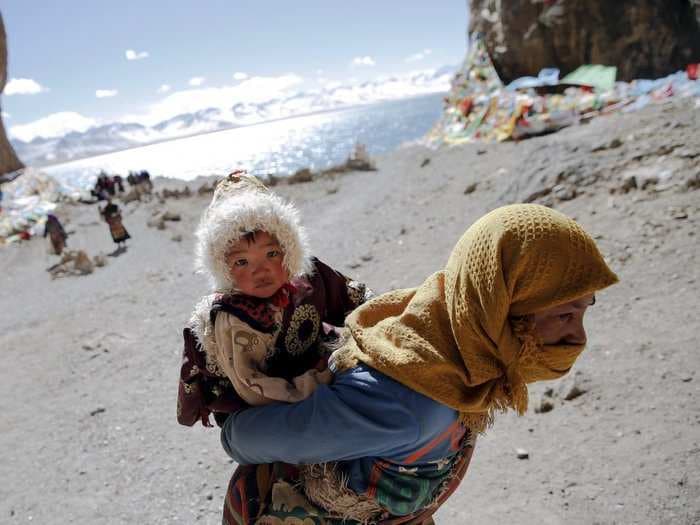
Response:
332,204,619,432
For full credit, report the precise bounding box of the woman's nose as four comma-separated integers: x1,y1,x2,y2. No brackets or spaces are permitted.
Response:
565,321,587,345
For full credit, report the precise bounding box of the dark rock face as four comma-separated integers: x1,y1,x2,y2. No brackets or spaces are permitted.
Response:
0,11,24,175
469,0,700,83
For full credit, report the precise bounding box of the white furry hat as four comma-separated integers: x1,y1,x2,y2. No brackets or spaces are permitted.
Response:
194,172,312,292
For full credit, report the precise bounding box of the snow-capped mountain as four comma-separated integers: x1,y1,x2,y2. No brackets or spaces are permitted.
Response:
11,68,454,166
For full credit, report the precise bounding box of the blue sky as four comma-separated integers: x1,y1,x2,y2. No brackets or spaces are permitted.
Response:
1,1,468,141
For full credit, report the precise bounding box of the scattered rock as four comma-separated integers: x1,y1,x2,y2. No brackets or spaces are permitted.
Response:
147,217,166,230
685,172,700,190
619,174,637,193
171,234,183,242
564,384,587,401
120,182,153,204
534,398,555,414
161,186,192,199
673,147,699,159
617,166,664,191
420,158,431,168
197,183,215,195
48,250,97,279
464,183,478,195
524,186,552,203
90,407,106,416
162,211,181,221
559,372,591,402
287,168,314,184
121,188,142,204
266,174,281,187
74,251,94,274
553,184,576,201
515,448,529,460
591,138,623,152
148,209,181,230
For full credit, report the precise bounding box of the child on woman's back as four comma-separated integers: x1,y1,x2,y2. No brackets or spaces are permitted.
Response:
177,171,371,427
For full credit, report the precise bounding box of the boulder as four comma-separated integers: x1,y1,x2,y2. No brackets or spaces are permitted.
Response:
469,0,700,83
0,13,24,175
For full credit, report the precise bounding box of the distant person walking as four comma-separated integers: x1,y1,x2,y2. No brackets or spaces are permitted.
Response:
43,213,68,255
100,199,130,249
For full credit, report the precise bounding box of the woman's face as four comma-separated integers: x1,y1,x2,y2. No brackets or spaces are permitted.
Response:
531,294,595,346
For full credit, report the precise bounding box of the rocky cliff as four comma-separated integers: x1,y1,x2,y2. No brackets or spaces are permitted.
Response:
469,0,700,83
0,11,23,176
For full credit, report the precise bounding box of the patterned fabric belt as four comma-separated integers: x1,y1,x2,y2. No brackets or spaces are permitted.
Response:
301,429,477,525
221,432,477,525
383,430,477,525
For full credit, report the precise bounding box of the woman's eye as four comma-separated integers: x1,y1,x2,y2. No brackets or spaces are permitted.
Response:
558,313,574,322
234,259,247,267
267,250,280,258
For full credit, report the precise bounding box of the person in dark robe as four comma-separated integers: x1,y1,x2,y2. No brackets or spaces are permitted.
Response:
113,175,125,193
43,214,68,255
100,199,131,248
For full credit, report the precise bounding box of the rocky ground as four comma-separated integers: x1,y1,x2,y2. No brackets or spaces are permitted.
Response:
1,96,698,525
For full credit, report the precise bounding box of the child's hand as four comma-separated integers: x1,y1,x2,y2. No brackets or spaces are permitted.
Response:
313,354,330,372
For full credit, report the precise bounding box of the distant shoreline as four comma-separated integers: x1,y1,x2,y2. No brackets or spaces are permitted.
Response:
33,92,447,171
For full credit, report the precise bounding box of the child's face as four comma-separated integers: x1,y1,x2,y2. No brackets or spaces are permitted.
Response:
225,231,288,298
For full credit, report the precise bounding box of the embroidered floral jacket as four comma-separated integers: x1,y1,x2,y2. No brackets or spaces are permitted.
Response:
177,257,371,427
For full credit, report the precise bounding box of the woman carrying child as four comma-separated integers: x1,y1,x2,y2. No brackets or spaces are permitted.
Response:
219,203,619,524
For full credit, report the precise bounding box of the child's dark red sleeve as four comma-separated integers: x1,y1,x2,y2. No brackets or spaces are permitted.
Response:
177,327,248,428
311,257,374,326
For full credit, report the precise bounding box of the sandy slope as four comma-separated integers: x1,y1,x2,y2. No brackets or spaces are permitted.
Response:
1,97,698,525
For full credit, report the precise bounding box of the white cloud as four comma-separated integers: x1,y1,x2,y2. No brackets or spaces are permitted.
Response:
233,72,248,81
351,56,376,67
9,111,97,142
189,77,206,87
120,74,304,126
5,78,47,95
96,89,118,98
404,48,433,63
157,84,172,93
126,49,149,61
2,111,10,119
